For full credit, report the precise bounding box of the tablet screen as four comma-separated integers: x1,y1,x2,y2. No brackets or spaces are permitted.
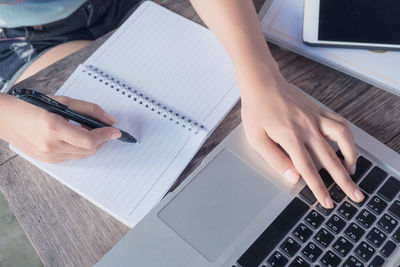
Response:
318,0,400,45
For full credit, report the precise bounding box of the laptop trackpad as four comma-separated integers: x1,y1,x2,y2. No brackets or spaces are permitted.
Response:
158,149,280,262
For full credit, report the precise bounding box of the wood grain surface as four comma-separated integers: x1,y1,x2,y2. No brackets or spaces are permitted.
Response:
0,141,16,166
0,0,399,266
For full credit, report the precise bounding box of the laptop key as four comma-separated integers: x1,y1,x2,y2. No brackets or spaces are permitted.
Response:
367,196,387,215
380,240,396,258
377,213,398,234
354,241,375,262
359,166,387,194
320,250,341,267
366,227,387,248
349,192,368,207
237,197,309,267
280,237,301,257
351,156,372,183
345,222,365,243
325,214,346,234
266,251,288,267
336,150,344,161
377,177,400,202
301,242,322,263
292,223,313,243
304,210,325,229
299,185,317,205
369,255,385,267
329,184,346,203
319,169,334,188
343,255,363,267
313,228,334,248
316,203,335,216
337,201,358,220
288,256,310,267
388,200,400,220
356,209,376,229
392,226,400,243
332,236,353,257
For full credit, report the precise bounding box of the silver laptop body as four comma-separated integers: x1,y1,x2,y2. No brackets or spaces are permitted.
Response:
96,92,400,267
95,1,400,266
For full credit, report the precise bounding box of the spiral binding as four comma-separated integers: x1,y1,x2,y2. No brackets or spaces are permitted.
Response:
82,64,206,135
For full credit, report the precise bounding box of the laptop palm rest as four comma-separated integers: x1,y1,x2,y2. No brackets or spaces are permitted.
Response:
158,149,280,261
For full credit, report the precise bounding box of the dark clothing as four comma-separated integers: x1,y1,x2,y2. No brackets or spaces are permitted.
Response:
0,0,141,92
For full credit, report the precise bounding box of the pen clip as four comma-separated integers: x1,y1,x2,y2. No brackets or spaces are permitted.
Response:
12,88,68,110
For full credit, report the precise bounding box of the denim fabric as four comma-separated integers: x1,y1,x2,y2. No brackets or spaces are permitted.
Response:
0,0,86,28
0,0,141,93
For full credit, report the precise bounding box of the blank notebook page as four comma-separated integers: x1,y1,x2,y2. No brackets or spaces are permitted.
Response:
86,1,239,131
11,2,239,227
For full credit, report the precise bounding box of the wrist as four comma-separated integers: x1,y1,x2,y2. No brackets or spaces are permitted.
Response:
235,59,286,97
232,46,280,74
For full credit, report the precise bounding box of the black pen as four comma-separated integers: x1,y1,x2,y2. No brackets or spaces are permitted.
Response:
12,88,137,143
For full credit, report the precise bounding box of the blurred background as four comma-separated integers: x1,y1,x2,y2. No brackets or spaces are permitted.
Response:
0,192,43,267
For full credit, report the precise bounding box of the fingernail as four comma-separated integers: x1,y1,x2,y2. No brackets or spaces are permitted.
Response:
325,196,334,209
111,131,121,139
284,168,299,184
350,165,356,175
104,112,116,124
354,188,365,202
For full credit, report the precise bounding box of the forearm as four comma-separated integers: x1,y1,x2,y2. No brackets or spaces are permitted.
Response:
191,0,361,209
190,0,282,89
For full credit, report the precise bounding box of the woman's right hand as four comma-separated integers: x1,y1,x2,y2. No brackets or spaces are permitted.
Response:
238,65,364,209
0,94,121,163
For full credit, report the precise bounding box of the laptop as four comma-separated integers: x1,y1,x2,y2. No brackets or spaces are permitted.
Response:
95,87,400,266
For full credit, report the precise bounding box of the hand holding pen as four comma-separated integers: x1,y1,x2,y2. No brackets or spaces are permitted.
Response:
0,89,135,163
13,89,137,143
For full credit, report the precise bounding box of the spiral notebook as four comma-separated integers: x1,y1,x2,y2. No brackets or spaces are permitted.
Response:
11,2,239,227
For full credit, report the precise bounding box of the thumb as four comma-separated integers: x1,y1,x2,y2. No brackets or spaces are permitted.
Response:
249,131,300,184
88,127,121,145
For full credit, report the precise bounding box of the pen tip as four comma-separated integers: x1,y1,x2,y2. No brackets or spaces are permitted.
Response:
118,130,139,143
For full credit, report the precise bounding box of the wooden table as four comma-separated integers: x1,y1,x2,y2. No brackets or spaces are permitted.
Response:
0,1,399,266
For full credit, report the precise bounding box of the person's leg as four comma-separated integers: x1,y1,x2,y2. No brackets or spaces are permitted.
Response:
5,0,142,90
15,40,92,83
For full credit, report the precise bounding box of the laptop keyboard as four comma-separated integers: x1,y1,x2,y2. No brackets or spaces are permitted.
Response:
236,153,400,267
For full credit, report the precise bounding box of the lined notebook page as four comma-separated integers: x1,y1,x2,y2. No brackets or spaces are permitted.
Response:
86,1,239,131
11,2,240,227
12,65,207,227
